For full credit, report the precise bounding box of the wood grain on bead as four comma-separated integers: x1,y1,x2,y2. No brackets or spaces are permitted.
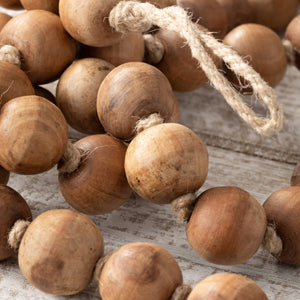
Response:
263,186,300,265
177,0,228,39
286,16,300,70
0,0,22,9
99,243,182,300
59,0,122,47
80,33,145,67
20,0,59,14
34,86,56,105
223,24,287,91
19,209,104,295
0,96,68,175
0,10,77,84
97,62,179,140
125,123,208,204
188,273,268,300
0,61,34,110
56,58,113,134
248,0,298,31
0,165,9,185
0,12,11,31
186,187,267,265
154,27,219,92
59,135,132,215
0,185,31,261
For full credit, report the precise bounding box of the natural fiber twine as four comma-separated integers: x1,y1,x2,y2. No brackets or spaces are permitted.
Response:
0,45,22,68
58,140,81,174
93,253,112,282
262,225,283,257
172,193,197,223
135,113,164,134
170,284,192,300
109,1,282,135
8,219,31,251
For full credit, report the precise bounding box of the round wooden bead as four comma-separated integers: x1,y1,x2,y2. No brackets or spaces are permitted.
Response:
248,0,298,31
80,33,145,67
0,96,68,175
187,273,268,300
0,12,11,31
57,58,113,134
286,16,300,70
0,10,77,84
59,0,122,47
0,0,23,9
154,27,219,92
223,24,287,90
125,123,208,204
216,0,255,31
263,186,300,265
19,209,104,295
34,86,56,105
99,243,182,300
20,0,59,14
0,185,32,261
0,165,9,185
177,0,228,39
59,135,132,215
186,187,267,265
97,62,179,141
0,61,34,110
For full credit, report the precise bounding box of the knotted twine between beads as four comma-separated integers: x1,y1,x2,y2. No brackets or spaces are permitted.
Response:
109,1,282,135
93,253,113,282
144,34,165,64
172,193,197,223
262,225,283,258
282,39,296,66
171,284,192,300
0,45,22,68
58,140,82,174
135,112,164,134
8,219,31,251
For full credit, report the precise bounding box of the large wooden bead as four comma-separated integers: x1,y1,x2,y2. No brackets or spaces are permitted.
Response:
188,273,268,300
125,123,208,204
97,62,179,141
154,27,219,92
286,16,300,70
263,186,300,265
56,58,113,134
0,61,34,110
248,0,298,31
80,33,145,67
99,243,182,300
0,185,32,261
0,12,11,31
177,0,228,39
186,187,267,265
0,10,77,84
0,96,68,175
20,0,59,14
59,135,132,215
0,165,9,185
223,24,287,90
59,0,122,47
0,0,23,9
216,0,255,31
19,209,104,295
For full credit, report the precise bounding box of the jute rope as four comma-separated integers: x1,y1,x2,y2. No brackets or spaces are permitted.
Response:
109,1,282,135
262,225,283,258
170,284,192,300
8,219,31,251
135,113,164,134
58,140,82,174
0,45,22,68
282,39,296,66
171,193,197,223
93,253,112,282
144,34,165,64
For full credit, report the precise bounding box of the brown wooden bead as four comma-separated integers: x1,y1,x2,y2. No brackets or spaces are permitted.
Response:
291,162,300,186
80,33,145,67
19,209,104,295
0,10,77,84
186,187,267,265
216,0,255,31
0,165,9,185
0,12,11,31
0,61,34,110
59,0,122,47
154,27,219,92
0,96,68,175
0,0,23,9
57,58,113,134
248,0,298,31
125,123,208,204
99,243,182,300
188,273,268,300
59,135,132,215
177,0,228,39
223,24,287,91
20,0,59,14
286,16,300,70
34,86,56,105
0,185,32,261
97,62,179,141
264,186,300,265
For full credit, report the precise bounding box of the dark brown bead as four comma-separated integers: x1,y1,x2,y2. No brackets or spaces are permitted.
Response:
0,165,9,185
